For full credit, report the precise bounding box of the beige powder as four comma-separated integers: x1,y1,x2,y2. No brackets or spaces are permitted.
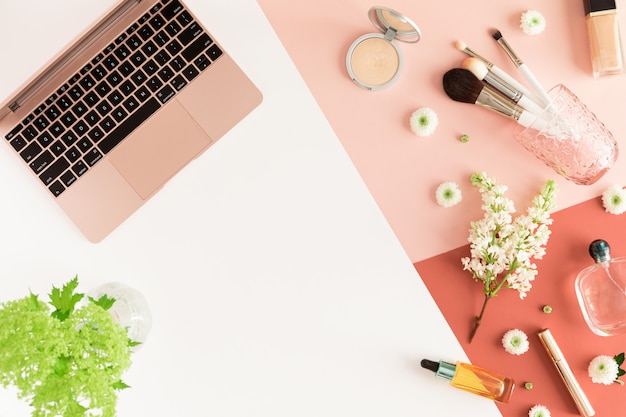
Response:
350,37,399,87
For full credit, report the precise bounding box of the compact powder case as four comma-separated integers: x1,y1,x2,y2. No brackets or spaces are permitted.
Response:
346,7,421,90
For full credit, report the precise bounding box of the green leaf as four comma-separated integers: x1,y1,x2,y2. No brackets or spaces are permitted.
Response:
49,276,84,321
89,294,117,311
29,291,43,311
128,339,142,348
53,355,72,377
615,352,625,366
112,380,131,390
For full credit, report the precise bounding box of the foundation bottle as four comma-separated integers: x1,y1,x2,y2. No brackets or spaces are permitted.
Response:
584,0,625,77
420,359,515,403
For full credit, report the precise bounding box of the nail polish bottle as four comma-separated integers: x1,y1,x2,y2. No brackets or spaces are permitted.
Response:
420,359,515,403
584,0,625,78
575,239,626,336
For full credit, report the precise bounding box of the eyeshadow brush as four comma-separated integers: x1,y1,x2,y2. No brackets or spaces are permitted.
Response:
490,29,552,108
442,68,549,131
462,57,546,118
454,40,544,108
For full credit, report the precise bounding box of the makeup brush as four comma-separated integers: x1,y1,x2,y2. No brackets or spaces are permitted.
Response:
462,57,546,118
490,29,552,107
442,68,549,130
454,40,544,107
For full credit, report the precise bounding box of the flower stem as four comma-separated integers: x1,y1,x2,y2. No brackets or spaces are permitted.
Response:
469,294,491,343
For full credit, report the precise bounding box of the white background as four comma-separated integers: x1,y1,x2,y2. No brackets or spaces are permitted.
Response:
0,0,500,415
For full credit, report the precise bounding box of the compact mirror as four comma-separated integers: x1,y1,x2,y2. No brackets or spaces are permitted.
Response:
346,7,421,90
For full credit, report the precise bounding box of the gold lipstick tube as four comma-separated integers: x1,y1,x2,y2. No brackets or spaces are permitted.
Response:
538,329,595,417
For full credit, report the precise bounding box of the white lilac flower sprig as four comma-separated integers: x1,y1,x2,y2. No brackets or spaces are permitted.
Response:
602,184,626,215
520,10,546,35
588,353,625,385
461,172,558,342
410,107,438,137
435,181,462,208
528,404,551,417
502,329,529,355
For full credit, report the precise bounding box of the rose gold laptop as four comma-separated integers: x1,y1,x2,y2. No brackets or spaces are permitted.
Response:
0,0,262,242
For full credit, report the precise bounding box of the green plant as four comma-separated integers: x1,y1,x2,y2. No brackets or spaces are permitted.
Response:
0,276,136,417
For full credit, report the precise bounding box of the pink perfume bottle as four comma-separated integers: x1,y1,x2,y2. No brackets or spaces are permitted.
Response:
575,239,626,336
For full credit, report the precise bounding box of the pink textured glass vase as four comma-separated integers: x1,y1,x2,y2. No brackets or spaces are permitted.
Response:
513,84,618,185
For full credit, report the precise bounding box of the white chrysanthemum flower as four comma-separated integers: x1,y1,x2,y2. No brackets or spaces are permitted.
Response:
435,181,462,208
528,404,551,417
602,184,626,215
520,10,546,35
588,355,619,385
502,329,530,355
410,107,439,137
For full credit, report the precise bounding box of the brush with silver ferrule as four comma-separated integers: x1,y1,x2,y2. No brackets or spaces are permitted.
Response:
454,40,544,107
490,29,552,107
442,68,548,130
462,57,546,118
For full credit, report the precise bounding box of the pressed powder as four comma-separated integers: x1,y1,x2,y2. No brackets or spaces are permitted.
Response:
346,7,420,90
350,36,400,87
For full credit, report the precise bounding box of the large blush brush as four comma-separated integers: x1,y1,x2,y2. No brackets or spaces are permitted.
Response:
454,40,544,108
490,29,552,107
462,57,546,118
442,68,549,130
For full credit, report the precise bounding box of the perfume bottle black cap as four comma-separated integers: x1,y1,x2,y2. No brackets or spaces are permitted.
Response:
589,239,611,263
584,0,617,16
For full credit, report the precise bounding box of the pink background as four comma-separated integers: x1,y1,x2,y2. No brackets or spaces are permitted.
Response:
257,0,626,262
416,195,626,417
258,1,626,416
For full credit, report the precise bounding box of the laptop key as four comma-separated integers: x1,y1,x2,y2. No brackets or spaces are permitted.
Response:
91,64,107,81
171,74,187,91
182,64,199,81
22,126,39,141
10,135,27,152
51,140,67,156
182,34,212,62
39,157,70,185
85,148,103,166
37,132,54,147
107,91,124,106
30,150,54,173
177,11,192,27
65,146,81,162
135,86,150,102
178,23,202,46
49,180,65,197
72,160,88,177
118,61,135,77
33,116,49,131
20,141,42,162
156,85,175,104
60,170,77,187
207,44,223,61
98,97,160,154
126,34,142,50
162,0,183,20
5,124,23,141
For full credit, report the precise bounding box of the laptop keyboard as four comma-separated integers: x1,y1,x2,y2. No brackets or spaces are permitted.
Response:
3,0,222,197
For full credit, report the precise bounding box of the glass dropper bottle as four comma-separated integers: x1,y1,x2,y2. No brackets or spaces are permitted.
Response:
420,359,515,403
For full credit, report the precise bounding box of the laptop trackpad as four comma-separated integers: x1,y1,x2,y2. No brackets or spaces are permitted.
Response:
108,99,212,199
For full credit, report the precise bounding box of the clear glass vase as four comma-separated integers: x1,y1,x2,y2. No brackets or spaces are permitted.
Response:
88,282,152,350
513,84,618,185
